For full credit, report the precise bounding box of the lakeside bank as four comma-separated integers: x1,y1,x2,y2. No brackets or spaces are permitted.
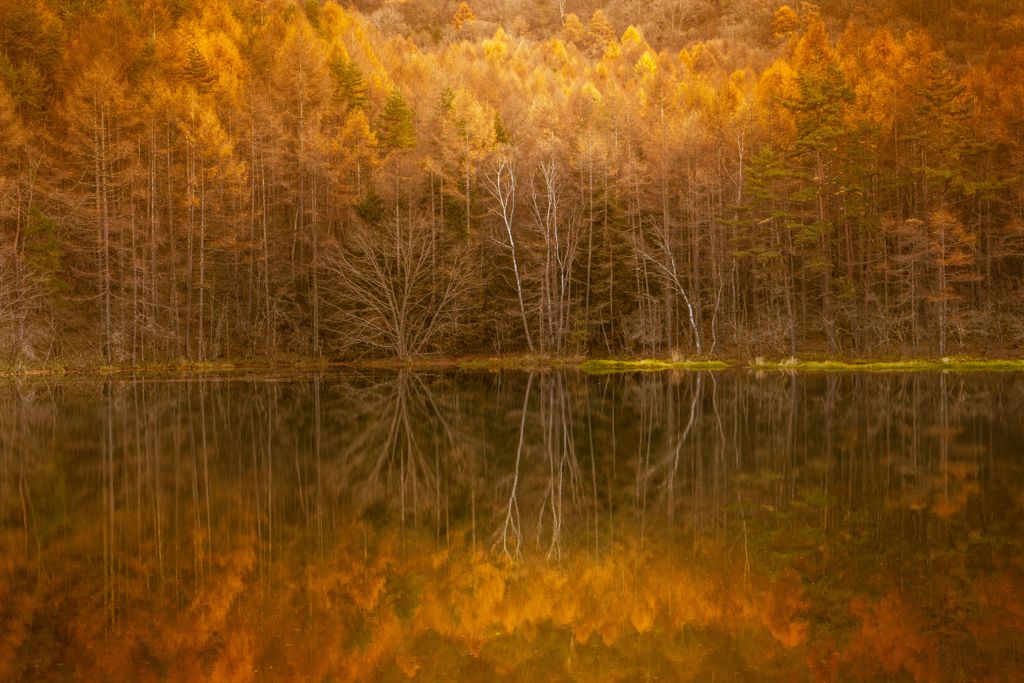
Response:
4,355,1024,378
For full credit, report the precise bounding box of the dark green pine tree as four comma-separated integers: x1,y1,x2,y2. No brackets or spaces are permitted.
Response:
438,86,455,114
907,53,989,352
22,208,69,295
330,55,367,112
908,52,972,211
740,145,801,355
376,90,416,154
494,112,511,145
782,60,855,351
355,186,386,227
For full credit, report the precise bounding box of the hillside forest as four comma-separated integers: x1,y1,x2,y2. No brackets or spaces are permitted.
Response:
2,0,1024,363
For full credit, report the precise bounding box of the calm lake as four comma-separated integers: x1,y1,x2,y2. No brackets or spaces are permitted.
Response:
1,370,1022,681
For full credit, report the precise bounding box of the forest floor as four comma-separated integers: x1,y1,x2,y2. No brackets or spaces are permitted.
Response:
4,354,1024,378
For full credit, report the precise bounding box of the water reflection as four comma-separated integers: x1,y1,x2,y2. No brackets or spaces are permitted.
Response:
1,371,1022,680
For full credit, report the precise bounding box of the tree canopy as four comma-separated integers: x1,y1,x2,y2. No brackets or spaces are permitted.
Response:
0,0,1022,362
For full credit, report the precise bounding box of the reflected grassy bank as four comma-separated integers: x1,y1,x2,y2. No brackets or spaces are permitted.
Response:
1,371,1023,680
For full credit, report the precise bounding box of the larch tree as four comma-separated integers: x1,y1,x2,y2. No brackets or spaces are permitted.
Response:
0,83,26,230
439,87,498,238
62,58,138,362
562,14,585,46
635,48,706,354
585,10,616,58
334,108,379,209
452,2,475,30
176,90,236,360
926,208,978,355
271,15,332,356
0,83,45,361
965,47,1024,324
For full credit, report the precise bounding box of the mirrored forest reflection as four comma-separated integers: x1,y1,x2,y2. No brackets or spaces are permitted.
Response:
1,370,1023,681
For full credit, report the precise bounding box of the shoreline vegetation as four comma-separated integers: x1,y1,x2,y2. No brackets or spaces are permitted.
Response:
3,355,1024,378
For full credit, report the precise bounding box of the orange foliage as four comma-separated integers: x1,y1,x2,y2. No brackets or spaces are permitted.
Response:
452,2,475,30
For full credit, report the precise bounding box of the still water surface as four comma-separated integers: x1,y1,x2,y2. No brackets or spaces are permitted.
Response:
1,370,1023,681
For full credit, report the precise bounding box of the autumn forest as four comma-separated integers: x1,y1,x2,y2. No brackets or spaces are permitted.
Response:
2,0,1024,364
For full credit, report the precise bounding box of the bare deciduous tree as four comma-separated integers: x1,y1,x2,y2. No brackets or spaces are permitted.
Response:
637,220,704,354
323,213,470,358
529,157,581,353
486,151,535,352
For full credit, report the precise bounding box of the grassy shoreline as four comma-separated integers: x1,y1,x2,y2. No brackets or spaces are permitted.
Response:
4,354,1024,378
740,357,1024,372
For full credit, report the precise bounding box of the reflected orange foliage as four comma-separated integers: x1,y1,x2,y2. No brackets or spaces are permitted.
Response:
760,569,809,648
931,461,980,520
848,590,939,682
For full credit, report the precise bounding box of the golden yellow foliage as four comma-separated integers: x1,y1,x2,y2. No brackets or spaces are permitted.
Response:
754,58,799,143
792,13,835,72
772,5,802,38
483,27,509,61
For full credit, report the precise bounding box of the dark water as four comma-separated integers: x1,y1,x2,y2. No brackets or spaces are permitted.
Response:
1,370,1023,681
